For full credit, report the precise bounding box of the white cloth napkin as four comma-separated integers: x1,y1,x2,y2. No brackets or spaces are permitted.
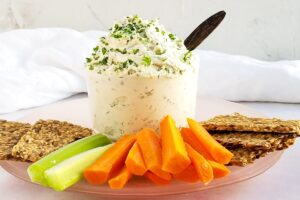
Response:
0,28,299,114
0,28,105,114
197,51,300,103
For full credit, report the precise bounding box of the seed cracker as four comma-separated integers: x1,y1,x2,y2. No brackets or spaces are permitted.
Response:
211,132,296,151
224,136,295,166
227,148,268,166
202,113,300,135
12,120,93,162
0,120,31,160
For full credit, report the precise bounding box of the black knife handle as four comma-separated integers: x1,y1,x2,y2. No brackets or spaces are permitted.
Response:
184,11,226,51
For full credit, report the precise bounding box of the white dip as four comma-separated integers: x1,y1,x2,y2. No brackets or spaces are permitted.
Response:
86,15,199,140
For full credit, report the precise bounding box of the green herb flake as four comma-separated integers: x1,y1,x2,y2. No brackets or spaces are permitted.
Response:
88,65,94,70
142,55,152,66
86,58,92,63
99,57,108,65
116,48,127,54
132,49,139,54
176,39,183,47
128,59,138,67
93,46,99,52
101,47,107,55
183,51,192,64
128,59,133,65
161,57,167,62
115,60,129,72
100,37,109,46
168,33,176,40
164,67,170,73
112,34,122,39
155,27,159,32
155,49,166,55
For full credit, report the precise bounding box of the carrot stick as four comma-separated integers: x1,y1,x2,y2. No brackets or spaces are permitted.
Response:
185,143,213,184
125,142,147,176
108,166,132,189
181,128,214,161
84,134,136,185
208,160,230,178
173,165,200,183
144,171,171,185
160,115,191,174
187,118,233,164
137,128,171,181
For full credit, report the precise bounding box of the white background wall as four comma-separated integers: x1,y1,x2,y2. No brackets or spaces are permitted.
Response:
0,0,299,60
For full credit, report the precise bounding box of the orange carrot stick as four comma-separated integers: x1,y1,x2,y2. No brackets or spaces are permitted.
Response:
84,134,136,185
181,128,214,161
137,128,171,181
173,165,200,183
108,166,133,189
208,160,230,178
160,115,191,174
125,142,147,176
144,171,171,185
187,118,233,164
185,143,213,184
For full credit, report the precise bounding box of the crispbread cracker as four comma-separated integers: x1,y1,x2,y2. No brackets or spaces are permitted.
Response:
0,120,31,160
228,148,268,166
212,132,296,151
12,120,93,162
202,113,300,135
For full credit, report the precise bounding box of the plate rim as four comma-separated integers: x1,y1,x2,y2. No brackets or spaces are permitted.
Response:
0,96,284,197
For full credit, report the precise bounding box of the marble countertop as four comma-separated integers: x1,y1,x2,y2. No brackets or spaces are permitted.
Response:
1,95,299,200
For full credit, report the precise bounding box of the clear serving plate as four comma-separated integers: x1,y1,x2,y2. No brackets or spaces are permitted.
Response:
0,97,283,198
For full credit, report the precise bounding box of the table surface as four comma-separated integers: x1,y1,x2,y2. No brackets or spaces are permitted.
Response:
1,94,300,200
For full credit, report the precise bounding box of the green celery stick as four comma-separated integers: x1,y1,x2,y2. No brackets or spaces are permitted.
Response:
45,144,112,191
27,134,111,186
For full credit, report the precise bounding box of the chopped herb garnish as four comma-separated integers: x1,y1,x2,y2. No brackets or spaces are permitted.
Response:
183,51,192,64
112,34,122,38
99,57,108,65
168,33,176,40
161,57,167,62
122,61,128,69
93,46,99,52
114,24,121,31
128,59,134,65
100,37,109,45
132,49,139,54
116,48,127,54
110,16,149,39
88,15,189,76
86,58,92,63
101,47,107,55
115,61,128,72
88,65,94,70
176,39,183,47
128,59,138,67
164,67,170,73
155,49,166,55
114,59,138,72
142,55,151,66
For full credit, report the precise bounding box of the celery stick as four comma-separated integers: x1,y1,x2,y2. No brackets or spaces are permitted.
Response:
27,134,111,186
45,144,112,191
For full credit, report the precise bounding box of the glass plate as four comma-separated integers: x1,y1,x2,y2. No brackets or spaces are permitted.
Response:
0,97,283,197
